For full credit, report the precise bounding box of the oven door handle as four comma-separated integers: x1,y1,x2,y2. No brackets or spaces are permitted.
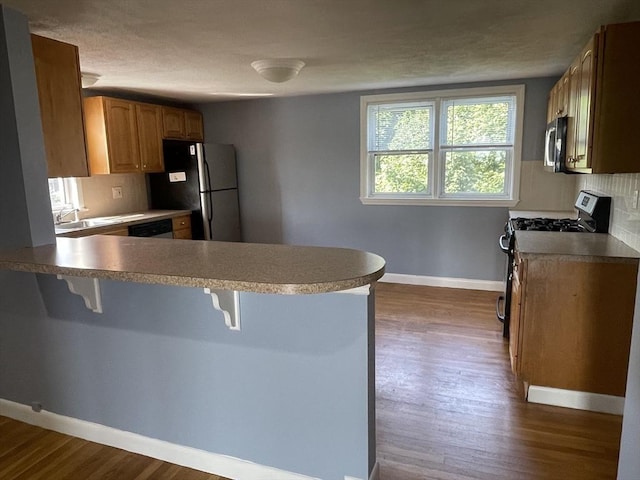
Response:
498,234,510,254
496,295,505,322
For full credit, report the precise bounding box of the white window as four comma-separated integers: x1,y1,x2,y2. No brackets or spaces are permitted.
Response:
48,177,82,212
360,85,524,206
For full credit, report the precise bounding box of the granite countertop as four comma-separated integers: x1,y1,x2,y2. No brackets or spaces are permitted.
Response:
0,236,386,294
515,231,640,262
55,210,192,237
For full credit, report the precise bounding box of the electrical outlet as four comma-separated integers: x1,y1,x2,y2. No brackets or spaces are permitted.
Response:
112,186,123,199
634,190,639,209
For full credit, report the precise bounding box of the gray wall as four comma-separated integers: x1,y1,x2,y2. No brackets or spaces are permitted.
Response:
1,276,373,480
0,6,373,479
0,4,54,248
198,77,556,282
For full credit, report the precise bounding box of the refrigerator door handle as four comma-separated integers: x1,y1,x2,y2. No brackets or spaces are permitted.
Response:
203,158,213,193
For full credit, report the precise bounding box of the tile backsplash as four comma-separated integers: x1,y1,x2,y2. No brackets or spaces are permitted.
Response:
77,173,148,218
577,174,640,251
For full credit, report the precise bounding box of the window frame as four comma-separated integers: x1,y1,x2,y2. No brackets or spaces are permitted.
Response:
360,85,525,207
48,177,83,213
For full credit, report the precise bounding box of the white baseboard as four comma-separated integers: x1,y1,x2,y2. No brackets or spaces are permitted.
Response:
381,273,503,292
527,386,625,415
0,399,318,480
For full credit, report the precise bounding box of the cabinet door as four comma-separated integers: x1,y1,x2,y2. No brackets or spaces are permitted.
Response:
509,259,524,375
185,110,204,141
136,103,164,172
572,36,597,171
565,59,580,165
104,99,141,173
31,35,88,178
162,107,186,139
546,83,558,124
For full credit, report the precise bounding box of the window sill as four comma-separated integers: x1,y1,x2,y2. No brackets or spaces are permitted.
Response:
360,197,519,207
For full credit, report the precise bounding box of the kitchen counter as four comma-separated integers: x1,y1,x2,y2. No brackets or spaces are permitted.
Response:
55,210,192,237
515,231,640,262
0,235,386,294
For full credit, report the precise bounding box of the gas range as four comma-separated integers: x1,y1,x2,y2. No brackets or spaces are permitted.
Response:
508,190,611,235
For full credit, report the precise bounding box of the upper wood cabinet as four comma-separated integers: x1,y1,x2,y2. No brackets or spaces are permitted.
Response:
185,110,204,141
84,97,172,174
548,21,640,173
31,34,88,178
84,96,204,175
84,96,141,174
135,103,164,172
162,107,204,141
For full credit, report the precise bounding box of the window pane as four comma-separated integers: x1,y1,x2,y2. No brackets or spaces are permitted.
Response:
48,178,66,208
443,97,514,146
443,150,507,195
369,102,432,151
374,153,428,194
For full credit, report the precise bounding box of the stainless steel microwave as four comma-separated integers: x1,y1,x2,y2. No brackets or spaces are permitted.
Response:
544,116,569,173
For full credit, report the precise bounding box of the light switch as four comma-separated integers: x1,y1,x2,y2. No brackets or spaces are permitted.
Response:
112,186,123,199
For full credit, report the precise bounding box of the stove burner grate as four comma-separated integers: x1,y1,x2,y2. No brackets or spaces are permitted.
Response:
510,217,586,233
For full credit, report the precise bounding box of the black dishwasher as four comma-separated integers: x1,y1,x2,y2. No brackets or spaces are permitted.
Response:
128,219,173,238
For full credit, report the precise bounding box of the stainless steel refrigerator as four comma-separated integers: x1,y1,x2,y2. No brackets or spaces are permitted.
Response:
147,140,242,241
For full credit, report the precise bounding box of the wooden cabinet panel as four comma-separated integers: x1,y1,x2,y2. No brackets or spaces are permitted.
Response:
571,37,596,171
103,98,140,173
162,107,204,141
135,103,164,172
162,107,186,139
102,227,129,236
31,34,88,178
509,257,524,375
513,252,637,398
185,110,204,141
172,215,192,239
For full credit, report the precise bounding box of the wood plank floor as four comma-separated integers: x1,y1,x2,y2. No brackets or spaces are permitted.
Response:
375,282,623,480
0,282,623,479
0,415,228,479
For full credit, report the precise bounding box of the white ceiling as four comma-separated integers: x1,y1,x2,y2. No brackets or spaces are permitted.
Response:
5,0,640,103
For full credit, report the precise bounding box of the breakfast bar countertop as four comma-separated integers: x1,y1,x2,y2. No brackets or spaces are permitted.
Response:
0,236,386,294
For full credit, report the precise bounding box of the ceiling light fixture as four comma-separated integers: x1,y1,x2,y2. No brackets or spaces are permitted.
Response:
250,59,305,83
81,72,100,88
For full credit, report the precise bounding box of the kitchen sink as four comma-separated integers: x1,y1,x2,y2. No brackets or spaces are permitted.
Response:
55,218,118,230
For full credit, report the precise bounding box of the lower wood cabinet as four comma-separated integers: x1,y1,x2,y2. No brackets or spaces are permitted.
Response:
102,227,129,236
172,215,192,239
510,252,637,397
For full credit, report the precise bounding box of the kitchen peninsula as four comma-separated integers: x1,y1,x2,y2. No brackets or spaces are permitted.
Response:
0,235,384,480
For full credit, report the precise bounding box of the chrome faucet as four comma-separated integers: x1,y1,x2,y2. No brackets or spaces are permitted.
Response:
54,207,79,224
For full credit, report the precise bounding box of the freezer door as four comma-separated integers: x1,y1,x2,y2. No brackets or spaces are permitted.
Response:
200,189,242,241
202,143,238,191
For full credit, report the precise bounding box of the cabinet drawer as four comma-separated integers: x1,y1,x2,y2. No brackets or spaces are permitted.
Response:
172,215,191,231
173,228,192,240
